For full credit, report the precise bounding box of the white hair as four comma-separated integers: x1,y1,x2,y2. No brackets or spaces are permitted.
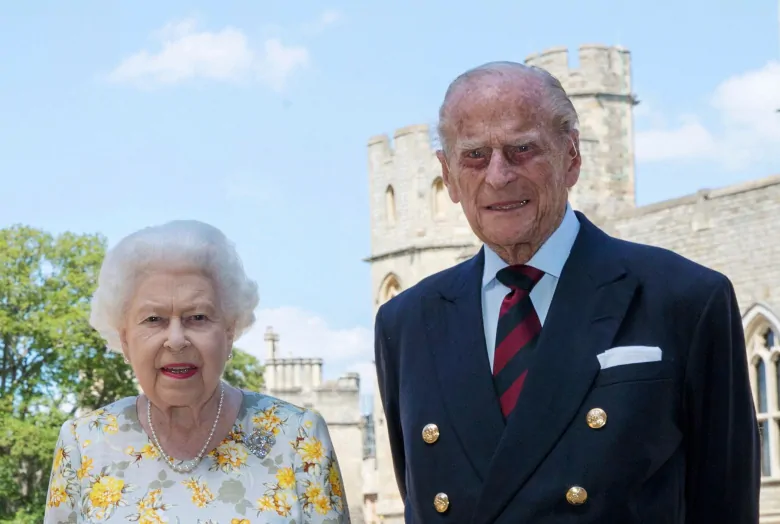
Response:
89,220,260,352
437,61,580,157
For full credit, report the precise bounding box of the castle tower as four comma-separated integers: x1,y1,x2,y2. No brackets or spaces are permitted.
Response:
366,124,479,306
365,124,480,523
365,44,638,522
525,44,638,219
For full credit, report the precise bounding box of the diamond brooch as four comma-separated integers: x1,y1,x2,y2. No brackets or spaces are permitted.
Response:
244,429,276,459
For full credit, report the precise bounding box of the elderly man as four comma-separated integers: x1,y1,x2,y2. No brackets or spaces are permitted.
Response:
373,62,760,523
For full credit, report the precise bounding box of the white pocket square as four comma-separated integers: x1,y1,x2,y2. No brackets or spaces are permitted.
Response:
597,345,662,370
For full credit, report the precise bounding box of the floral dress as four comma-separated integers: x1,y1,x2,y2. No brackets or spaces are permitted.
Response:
43,390,350,523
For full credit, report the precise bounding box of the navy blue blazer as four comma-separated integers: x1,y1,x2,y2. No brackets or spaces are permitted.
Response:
374,211,760,523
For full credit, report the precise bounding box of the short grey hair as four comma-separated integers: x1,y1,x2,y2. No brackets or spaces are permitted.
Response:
89,220,260,352
437,61,580,156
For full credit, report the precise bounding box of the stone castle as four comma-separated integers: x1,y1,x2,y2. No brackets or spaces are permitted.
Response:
265,43,780,522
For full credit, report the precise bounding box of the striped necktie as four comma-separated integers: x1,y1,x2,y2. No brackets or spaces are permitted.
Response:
493,265,545,418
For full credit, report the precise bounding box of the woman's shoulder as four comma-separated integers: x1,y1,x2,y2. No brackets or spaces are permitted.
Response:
60,396,139,438
237,390,326,431
239,390,320,418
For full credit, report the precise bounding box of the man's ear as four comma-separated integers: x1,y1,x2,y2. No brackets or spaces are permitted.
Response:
564,130,581,189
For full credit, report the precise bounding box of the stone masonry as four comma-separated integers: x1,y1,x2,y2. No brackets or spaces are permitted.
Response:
364,44,780,522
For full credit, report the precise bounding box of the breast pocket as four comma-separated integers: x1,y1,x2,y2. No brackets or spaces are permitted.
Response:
593,359,676,388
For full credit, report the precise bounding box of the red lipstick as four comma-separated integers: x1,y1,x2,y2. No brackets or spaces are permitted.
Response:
160,363,199,379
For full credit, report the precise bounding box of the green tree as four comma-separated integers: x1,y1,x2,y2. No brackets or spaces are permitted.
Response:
0,225,134,521
0,225,137,415
223,347,265,391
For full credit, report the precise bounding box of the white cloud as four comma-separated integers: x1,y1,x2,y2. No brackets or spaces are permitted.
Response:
635,61,780,170
260,38,310,92
636,118,716,162
301,10,343,35
106,18,309,92
235,306,375,395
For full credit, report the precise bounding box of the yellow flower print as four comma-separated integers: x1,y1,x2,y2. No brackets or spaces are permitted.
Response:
252,404,288,436
276,467,295,490
182,477,215,508
128,488,169,524
127,443,160,465
76,456,93,480
209,440,248,473
313,495,332,515
231,519,250,524
46,478,68,508
255,490,293,518
52,446,67,471
256,495,275,512
84,474,134,521
328,462,343,498
273,492,292,516
300,480,331,515
87,411,119,435
299,437,325,465
89,476,125,507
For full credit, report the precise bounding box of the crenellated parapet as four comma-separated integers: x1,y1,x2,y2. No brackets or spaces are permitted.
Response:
525,44,634,100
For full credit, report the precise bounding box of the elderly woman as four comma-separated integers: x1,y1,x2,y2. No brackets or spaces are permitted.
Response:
44,220,349,523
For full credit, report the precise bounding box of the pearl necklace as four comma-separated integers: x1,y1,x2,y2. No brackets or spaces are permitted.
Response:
147,382,225,474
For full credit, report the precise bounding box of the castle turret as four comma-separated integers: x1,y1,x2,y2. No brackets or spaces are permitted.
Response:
366,124,478,309
525,44,637,219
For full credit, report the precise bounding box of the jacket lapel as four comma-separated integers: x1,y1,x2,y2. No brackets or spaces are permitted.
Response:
471,213,639,524
421,248,506,480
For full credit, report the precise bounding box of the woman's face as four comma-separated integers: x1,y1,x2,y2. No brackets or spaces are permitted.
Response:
120,269,234,409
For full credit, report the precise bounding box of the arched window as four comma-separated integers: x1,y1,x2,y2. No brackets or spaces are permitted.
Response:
385,185,396,226
743,304,780,479
379,273,401,305
431,177,448,219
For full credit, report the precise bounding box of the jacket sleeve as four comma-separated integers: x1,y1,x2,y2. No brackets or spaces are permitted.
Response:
683,275,760,523
374,304,407,501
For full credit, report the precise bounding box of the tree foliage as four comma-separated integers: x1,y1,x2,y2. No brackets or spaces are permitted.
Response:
0,225,265,522
223,347,265,392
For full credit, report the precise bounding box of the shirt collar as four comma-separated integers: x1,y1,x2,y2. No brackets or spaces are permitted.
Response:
482,203,580,288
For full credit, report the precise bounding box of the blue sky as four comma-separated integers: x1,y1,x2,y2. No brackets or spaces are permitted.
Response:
1,1,778,402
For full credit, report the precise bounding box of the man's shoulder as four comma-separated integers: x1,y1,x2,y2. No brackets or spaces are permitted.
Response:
606,234,730,296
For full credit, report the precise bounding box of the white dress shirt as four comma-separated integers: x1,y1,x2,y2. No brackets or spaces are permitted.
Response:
481,204,581,371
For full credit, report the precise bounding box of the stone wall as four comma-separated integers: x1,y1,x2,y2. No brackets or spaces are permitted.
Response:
609,175,780,316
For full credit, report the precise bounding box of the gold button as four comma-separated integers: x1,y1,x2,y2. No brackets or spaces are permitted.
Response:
566,486,588,505
433,492,449,513
422,423,440,444
586,408,607,429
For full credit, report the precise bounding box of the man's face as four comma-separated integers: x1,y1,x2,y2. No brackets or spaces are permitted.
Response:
437,75,580,263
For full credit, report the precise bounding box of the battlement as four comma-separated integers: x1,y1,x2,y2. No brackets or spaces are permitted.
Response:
367,123,433,176
525,44,632,97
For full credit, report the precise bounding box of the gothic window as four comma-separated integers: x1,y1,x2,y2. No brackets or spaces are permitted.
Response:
743,304,780,479
379,274,401,305
431,177,447,220
385,185,396,225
